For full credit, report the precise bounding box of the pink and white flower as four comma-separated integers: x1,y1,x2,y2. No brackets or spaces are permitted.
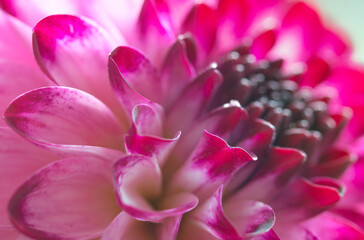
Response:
1,0,364,239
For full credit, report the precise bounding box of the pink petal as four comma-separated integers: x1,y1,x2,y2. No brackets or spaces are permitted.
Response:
125,125,180,166
136,0,174,66
299,56,330,87
132,104,164,136
5,87,123,149
0,10,51,126
191,186,275,239
227,147,306,203
8,156,120,239
301,212,364,240
157,216,182,240
102,212,155,240
109,46,162,103
171,131,253,200
0,228,23,239
181,3,217,57
172,102,247,162
113,154,198,223
161,37,196,108
165,68,222,135
272,177,344,223
33,14,125,116
108,50,162,120
251,29,277,60
0,127,58,228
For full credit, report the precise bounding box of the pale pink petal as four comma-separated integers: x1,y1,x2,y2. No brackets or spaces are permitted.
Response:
108,50,163,120
8,156,120,239
0,228,22,240
113,154,198,223
171,131,253,200
0,128,58,228
161,37,196,108
192,186,275,239
33,14,125,117
5,87,123,149
166,68,222,135
102,212,154,240
110,46,161,103
0,10,51,126
132,104,164,136
157,216,182,240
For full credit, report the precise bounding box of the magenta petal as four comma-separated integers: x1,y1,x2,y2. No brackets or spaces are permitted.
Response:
171,131,253,200
113,154,198,223
299,56,330,87
109,50,162,120
125,125,180,166
251,29,277,60
193,186,275,239
161,38,196,108
8,156,120,240
272,177,344,223
109,46,162,103
136,0,174,65
301,212,364,240
166,68,222,135
5,87,123,149
181,3,217,56
33,14,123,114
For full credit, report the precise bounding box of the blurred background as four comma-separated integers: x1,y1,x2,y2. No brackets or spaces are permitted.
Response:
307,0,364,63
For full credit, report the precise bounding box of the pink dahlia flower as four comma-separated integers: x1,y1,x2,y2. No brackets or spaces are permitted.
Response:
1,0,364,239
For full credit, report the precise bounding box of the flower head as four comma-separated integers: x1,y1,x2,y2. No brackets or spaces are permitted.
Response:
1,0,364,239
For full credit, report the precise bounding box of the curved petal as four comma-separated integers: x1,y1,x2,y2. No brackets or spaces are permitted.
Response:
113,154,198,223
166,68,222,135
33,14,125,117
101,212,155,240
8,156,120,240
170,131,254,200
108,50,162,120
5,87,123,149
109,46,161,103
251,29,277,60
0,127,58,228
272,177,344,223
192,186,275,239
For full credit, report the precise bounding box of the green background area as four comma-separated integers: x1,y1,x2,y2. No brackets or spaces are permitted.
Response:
308,0,364,63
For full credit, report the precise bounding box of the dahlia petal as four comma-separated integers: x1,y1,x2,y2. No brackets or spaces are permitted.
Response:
181,3,217,56
161,37,196,108
319,27,352,57
102,212,154,240
132,104,164,136
109,51,162,120
8,156,120,240
33,14,124,115
192,186,275,239
5,87,123,149
136,0,174,65
272,177,344,223
299,56,330,87
172,103,247,162
301,212,364,240
166,68,222,135
157,216,182,240
251,29,277,60
309,148,356,178
113,154,198,223
227,147,306,202
0,11,51,126
171,131,253,200
0,127,58,228
125,125,180,166
250,230,280,240
0,228,22,239
109,46,161,103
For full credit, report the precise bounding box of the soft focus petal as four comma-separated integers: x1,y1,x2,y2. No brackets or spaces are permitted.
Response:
0,127,58,227
8,156,120,240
